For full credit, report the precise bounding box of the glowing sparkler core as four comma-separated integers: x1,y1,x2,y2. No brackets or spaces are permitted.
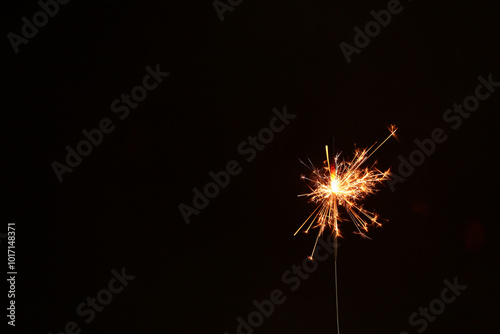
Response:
296,125,397,259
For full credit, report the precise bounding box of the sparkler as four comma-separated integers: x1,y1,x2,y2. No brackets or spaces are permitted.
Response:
295,125,397,334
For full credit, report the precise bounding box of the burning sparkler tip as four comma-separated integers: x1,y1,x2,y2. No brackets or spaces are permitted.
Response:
297,126,397,252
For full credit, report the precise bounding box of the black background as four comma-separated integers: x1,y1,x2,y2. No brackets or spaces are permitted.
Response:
3,0,500,333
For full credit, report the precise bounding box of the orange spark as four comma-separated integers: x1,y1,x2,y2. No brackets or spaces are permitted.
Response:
296,126,397,259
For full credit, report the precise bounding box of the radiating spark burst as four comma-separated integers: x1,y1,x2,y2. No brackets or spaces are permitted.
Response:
296,125,398,259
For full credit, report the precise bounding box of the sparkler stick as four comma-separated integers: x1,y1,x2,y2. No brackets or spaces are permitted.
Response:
296,126,397,334
329,137,341,334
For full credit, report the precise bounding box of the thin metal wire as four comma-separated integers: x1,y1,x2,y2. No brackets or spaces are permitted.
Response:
334,237,340,334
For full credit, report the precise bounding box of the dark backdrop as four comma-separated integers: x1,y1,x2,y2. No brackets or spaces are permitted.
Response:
3,0,499,333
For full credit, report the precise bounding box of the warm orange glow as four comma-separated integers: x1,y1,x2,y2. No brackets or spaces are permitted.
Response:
296,126,397,259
